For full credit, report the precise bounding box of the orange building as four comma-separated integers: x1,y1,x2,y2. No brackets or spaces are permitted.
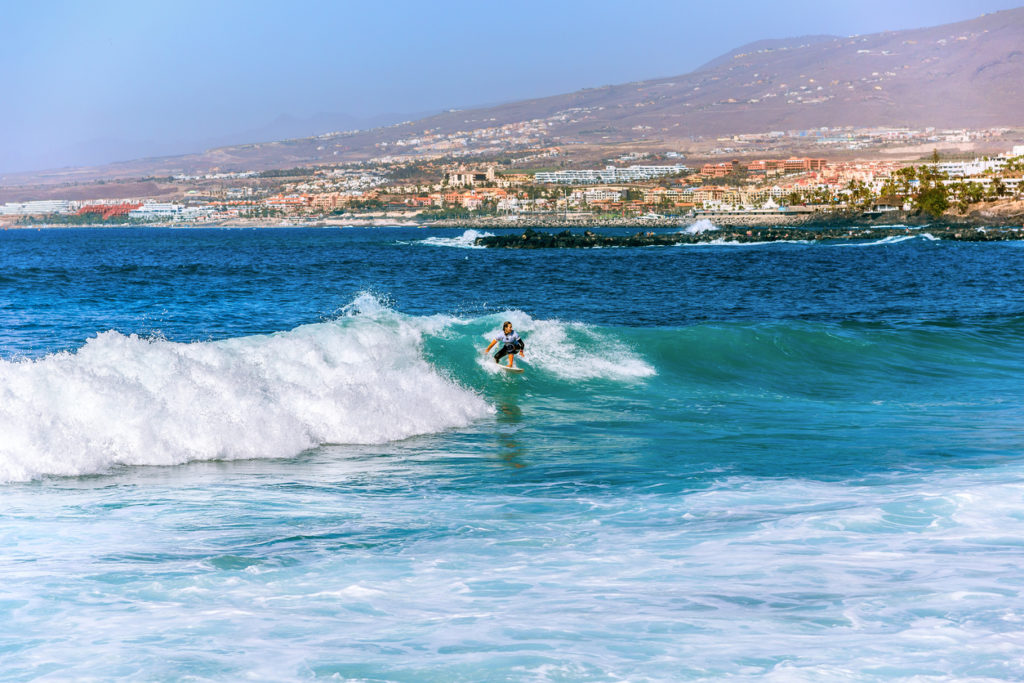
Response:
77,202,143,219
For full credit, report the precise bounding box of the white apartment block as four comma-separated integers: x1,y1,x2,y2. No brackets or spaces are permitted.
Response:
0,200,73,215
535,164,689,184
128,203,184,219
571,187,624,202
930,146,1023,178
931,159,1008,177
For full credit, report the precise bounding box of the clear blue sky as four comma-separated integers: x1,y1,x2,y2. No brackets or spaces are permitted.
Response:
2,0,1021,173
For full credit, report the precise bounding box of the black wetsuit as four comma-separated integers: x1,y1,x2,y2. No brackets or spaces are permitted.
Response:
494,331,524,363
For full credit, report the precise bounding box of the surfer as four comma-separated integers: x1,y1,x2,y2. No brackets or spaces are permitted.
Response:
485,321,525,368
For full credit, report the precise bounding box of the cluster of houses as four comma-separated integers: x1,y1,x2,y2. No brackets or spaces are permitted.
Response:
3,145,1022,224
0,199,214,220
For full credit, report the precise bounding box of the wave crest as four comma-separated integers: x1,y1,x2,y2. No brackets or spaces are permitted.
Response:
0,302,491,482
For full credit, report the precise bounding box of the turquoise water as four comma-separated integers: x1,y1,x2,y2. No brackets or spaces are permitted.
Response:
2,227,1024,679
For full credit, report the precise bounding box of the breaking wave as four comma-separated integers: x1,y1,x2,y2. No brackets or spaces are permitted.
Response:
0,294,657,482
418,229,494,248
0,294,490,482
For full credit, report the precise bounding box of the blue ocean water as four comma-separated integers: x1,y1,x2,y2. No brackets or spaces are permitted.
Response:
2,226,1024,680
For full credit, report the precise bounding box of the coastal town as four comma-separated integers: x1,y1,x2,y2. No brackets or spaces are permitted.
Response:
1,126,1022,229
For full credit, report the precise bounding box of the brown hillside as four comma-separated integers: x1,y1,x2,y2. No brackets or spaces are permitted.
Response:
4,8,1022,187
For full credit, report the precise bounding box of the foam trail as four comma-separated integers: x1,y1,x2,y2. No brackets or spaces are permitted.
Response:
0,297,491,482
831,233,945,247
678,237,811,247
419,229,493,249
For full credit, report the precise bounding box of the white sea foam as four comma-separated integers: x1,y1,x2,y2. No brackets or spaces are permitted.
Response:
680,218,718,234
479,313,655,381
835,233,939,247
5,438,1024,677
0,295,491,482
860,234,915,246
419,229,494,249
678,237,811,247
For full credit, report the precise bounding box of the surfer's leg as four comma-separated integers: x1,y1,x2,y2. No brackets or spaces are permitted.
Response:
495,344,516,366
510,341,523,366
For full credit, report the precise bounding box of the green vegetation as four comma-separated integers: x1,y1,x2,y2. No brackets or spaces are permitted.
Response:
342,198,385,211
912,166,950,218
257,167,316,178
417,207,483,220
697,168,749,187
20,213,140,225
387,161,438,181
915,186,950,218
240,207,284,218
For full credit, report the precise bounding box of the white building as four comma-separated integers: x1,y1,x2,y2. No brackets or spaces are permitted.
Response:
571,187,624,202
128,203,185,219
931,158,1008,177
0,200,73,215
931,146,1023,178
535,164,689,184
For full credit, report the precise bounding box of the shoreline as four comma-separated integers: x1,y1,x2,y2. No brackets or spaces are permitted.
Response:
427,205,1024,230
4,202,1023,232
0,217,422,230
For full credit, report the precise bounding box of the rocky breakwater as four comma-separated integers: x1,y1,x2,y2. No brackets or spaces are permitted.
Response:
475,226,1024,249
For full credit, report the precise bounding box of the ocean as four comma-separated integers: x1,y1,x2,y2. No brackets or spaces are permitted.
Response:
2,226,1024,680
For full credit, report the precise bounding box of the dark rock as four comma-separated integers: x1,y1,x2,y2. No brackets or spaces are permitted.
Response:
473,225,1024,249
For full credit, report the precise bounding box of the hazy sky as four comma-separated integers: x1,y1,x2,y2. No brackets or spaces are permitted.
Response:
2,0,1022,173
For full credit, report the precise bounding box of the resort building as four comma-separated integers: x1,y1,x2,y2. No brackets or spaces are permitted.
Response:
747,158,827,173
931,158,1009,177
128,203,184,219
534,164,690,184
443,166,497,186
0,200,73,215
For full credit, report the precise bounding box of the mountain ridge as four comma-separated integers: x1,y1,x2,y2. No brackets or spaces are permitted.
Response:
3,8,1022,186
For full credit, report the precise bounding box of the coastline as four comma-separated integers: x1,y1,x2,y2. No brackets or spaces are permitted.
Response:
1,217,421,230
427,202,1024,231
5,200,1023,231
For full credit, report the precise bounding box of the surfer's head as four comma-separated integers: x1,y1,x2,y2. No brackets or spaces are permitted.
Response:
502,321,512,333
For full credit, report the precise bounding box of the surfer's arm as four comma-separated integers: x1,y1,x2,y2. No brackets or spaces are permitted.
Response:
484,339,497,354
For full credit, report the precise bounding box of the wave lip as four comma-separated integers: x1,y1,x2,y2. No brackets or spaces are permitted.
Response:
0,301,491,482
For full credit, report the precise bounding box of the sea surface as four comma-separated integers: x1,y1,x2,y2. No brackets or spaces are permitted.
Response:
2,225,1024,680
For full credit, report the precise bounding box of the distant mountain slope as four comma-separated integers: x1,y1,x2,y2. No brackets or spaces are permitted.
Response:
404,7,1023,140
4,8,1022,185
694,35,839,72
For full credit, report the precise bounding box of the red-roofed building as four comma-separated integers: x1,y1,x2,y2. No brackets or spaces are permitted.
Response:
77,202,143,219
